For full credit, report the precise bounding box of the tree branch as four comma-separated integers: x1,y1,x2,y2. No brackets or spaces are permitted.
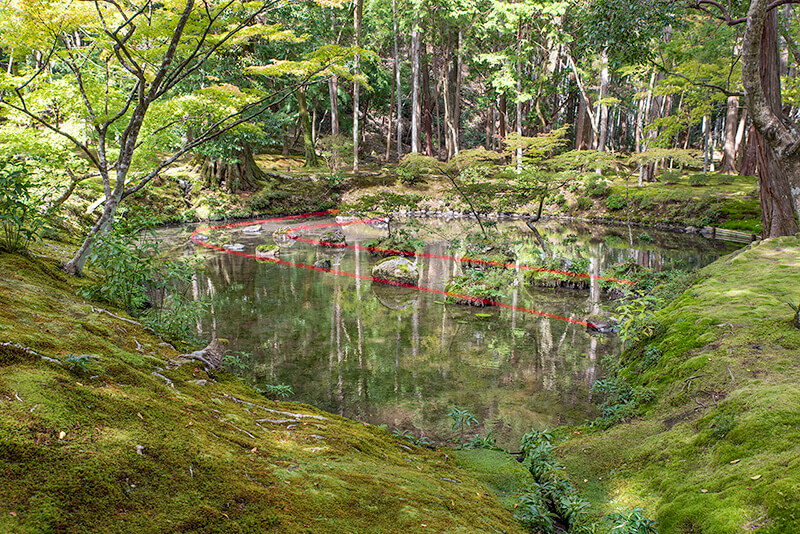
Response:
650,60,743,97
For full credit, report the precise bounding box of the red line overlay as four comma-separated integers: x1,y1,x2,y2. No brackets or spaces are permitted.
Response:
190,211,634,329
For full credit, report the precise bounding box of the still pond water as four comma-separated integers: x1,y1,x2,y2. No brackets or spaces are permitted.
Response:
162,216,738,449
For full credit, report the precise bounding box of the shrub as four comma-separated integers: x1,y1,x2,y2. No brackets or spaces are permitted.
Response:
688,173,712,186
398,153,436,186
605,193,627,211
584,175,609,198
0,160,44,253
575,196,593,211
658,170,682,184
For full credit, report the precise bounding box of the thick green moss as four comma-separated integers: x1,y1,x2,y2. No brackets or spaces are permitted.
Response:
0,247,526,533
558,236,800,533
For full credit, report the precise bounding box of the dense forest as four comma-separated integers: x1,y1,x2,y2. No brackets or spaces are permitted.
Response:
2,0,800,272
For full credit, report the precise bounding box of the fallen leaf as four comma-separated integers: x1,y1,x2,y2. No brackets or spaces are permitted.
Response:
730,459,740,464
10,512,17,517
700,489,708,493
750,474,762,480
58,431,66,440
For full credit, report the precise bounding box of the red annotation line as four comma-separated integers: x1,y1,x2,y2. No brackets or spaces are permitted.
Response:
190,211,636,329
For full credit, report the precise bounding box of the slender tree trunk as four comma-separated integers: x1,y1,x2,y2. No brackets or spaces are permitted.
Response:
410,22,421,154
392,0,402,161
297,87,318,168
498,93,507,141
420,41,435,157
720,95,739,174
386,63,395,161
352,0,363,173
516,21,523,172
597,48,610,153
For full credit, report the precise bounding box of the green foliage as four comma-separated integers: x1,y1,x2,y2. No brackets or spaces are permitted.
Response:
63,354,93,375
706,413,736,440
615,295,664,347
0,160,44,253
397,153,437,186
590,377,655,427
256,383,294,399
516,491,556,533
658,171,682,184
576,196,594,211
392,429,435,448
584,176,610,198
715,174,735,185
448,407,479,445
687,173,712,187
316,134,353,171
463,431,503,451
605,508,659,534
80,213,204,341
605,193,627,211
445,268,515,305
364,228,424,256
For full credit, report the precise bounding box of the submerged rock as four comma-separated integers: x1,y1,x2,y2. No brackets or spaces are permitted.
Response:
371,256,420,285
223,243,246,252
314,258,332,269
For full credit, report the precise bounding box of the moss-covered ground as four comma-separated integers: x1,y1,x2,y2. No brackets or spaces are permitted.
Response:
557,236,800,533
0,246,527,533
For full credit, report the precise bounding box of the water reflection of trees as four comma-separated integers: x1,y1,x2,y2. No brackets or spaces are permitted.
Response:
182,218,734,448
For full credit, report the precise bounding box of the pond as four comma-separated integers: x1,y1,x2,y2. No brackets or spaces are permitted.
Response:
160,215,739,450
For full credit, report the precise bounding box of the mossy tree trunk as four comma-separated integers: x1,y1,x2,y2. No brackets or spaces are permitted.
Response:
201,143,266,194
297,86,319,168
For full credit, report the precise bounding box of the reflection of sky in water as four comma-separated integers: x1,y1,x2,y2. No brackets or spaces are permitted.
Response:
162,217,738,449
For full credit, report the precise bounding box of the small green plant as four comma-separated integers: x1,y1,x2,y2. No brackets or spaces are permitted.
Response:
222,351,250,373
716,174,736,185
708,413,736,440
637,232,653,243
606,193,627,211
445,269,514,305
463,430,502,451
256,383,294,399
515,491,556,534
590,377,655,427
788,298,800,329
658,170,682,184
0,160,44,253
642,345,663,368
448,407,479,445
605,508,659,533
63,354,93,375
615,295,664,347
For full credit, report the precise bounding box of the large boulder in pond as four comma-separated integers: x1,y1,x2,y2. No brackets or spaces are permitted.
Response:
372,256,419,285
319,229,346,247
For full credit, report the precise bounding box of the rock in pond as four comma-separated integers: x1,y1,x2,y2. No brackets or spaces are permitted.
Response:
319,229,346,247
223,243,246,252
371,256,420,285
255,244,279,258
314,258,332,269
241,224,262,234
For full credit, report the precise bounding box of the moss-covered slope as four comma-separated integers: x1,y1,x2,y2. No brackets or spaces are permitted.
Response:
0,249,525,533
559,236,800,533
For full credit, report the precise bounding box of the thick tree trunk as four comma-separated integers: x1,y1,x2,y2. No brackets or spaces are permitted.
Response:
742,0,800,237
201,144,265,194
720,95,740,174
297,87,318,168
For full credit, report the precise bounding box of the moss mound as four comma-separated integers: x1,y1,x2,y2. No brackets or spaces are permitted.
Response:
558,236,800,533
0,247,526,533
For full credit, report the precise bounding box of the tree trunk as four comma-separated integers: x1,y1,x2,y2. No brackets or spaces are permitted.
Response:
420,41,435,158
742,0,800,237
297,87,318,168
720,95,739,174
410,22,421,154
392,0,402,161
386,63,395,161
353,0,363,173
201,144,265,194
329,75,340,137
597,49,610,153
